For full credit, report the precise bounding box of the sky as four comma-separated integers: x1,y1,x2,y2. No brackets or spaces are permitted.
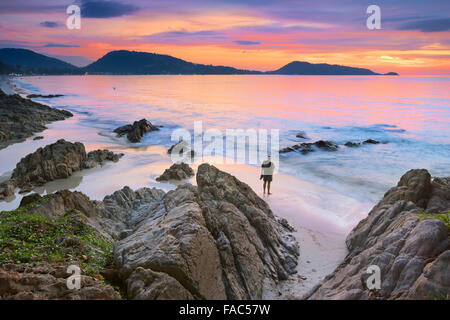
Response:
0,0,449,74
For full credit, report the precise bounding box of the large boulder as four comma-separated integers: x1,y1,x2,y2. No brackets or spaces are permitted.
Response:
305,169,450,300
114,119,159,143
113,164,299,299
0,89,72,150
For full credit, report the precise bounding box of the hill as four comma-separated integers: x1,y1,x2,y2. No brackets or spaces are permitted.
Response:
269,61,396,75
0,48,76,74
81,50,261,75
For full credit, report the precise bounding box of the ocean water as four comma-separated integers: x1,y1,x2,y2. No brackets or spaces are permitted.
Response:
1,75,449,228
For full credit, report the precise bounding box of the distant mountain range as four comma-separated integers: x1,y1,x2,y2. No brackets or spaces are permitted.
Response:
0,48,398,76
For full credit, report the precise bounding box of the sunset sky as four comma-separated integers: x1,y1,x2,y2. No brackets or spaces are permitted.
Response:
1,0,449,74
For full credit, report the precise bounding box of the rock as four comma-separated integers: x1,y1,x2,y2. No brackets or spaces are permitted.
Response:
112,163,299,299
0,262,120,300
280,140,338,154
0,179,16,200
305,169,450,300
0,89,72,150
33,136,44,141
19,193,42,207
27,94,64,99
83,149,124,169
168,140,195,158
363,139,380,144
155,163,194,181
295,131,308,139
114,119,159,143
344,142,361,147
126,267,194,300
1,140,123,197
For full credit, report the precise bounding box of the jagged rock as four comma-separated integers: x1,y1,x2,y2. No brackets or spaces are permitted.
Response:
113,119,159,143
155,163,194,181
168,140,195,157
363,139,380,144
305,169,450,300
344,141,361,147
83,149,124,169
0,179,16,200
0,140,123,197
0,89,72,150
280,140,339,154
0,262,120,300
33,136,44,141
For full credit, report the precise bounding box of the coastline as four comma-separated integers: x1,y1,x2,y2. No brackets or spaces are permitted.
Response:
1,77,447,300
0,75,14,94
0,79,376,299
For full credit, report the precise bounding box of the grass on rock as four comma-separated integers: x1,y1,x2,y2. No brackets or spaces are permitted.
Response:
0,196,112,278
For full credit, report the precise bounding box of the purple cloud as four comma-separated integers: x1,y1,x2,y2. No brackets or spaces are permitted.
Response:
40,21,59,28
81,1,139,18
233,40,260,45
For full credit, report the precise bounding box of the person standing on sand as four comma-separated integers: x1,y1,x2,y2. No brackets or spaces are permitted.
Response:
260,155,275,195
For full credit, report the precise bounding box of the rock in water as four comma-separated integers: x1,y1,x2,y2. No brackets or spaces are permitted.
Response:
363,139,380,144
0,139,123,198
0,89,72,150
155,163,194,181
113,119,159,143
83,149,124,169
280,140,339,154
305,169,450,300
168,140,195,158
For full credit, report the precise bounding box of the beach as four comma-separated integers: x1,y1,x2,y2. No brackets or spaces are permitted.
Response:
1,75,449,299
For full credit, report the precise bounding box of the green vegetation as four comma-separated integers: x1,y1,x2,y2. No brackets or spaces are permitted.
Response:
416,211,450,234
0,197,112,277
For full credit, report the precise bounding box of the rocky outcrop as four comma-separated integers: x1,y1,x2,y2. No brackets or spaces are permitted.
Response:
305,169,450,300
113,164,298,299
168,140,195,158
113,119,159,143
83,149,124,169
0,89,72,150
344,139,381,147
280,140,339,154
0,164,299,300
155,163,194,181
0,263,120,300
0,139,123,199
